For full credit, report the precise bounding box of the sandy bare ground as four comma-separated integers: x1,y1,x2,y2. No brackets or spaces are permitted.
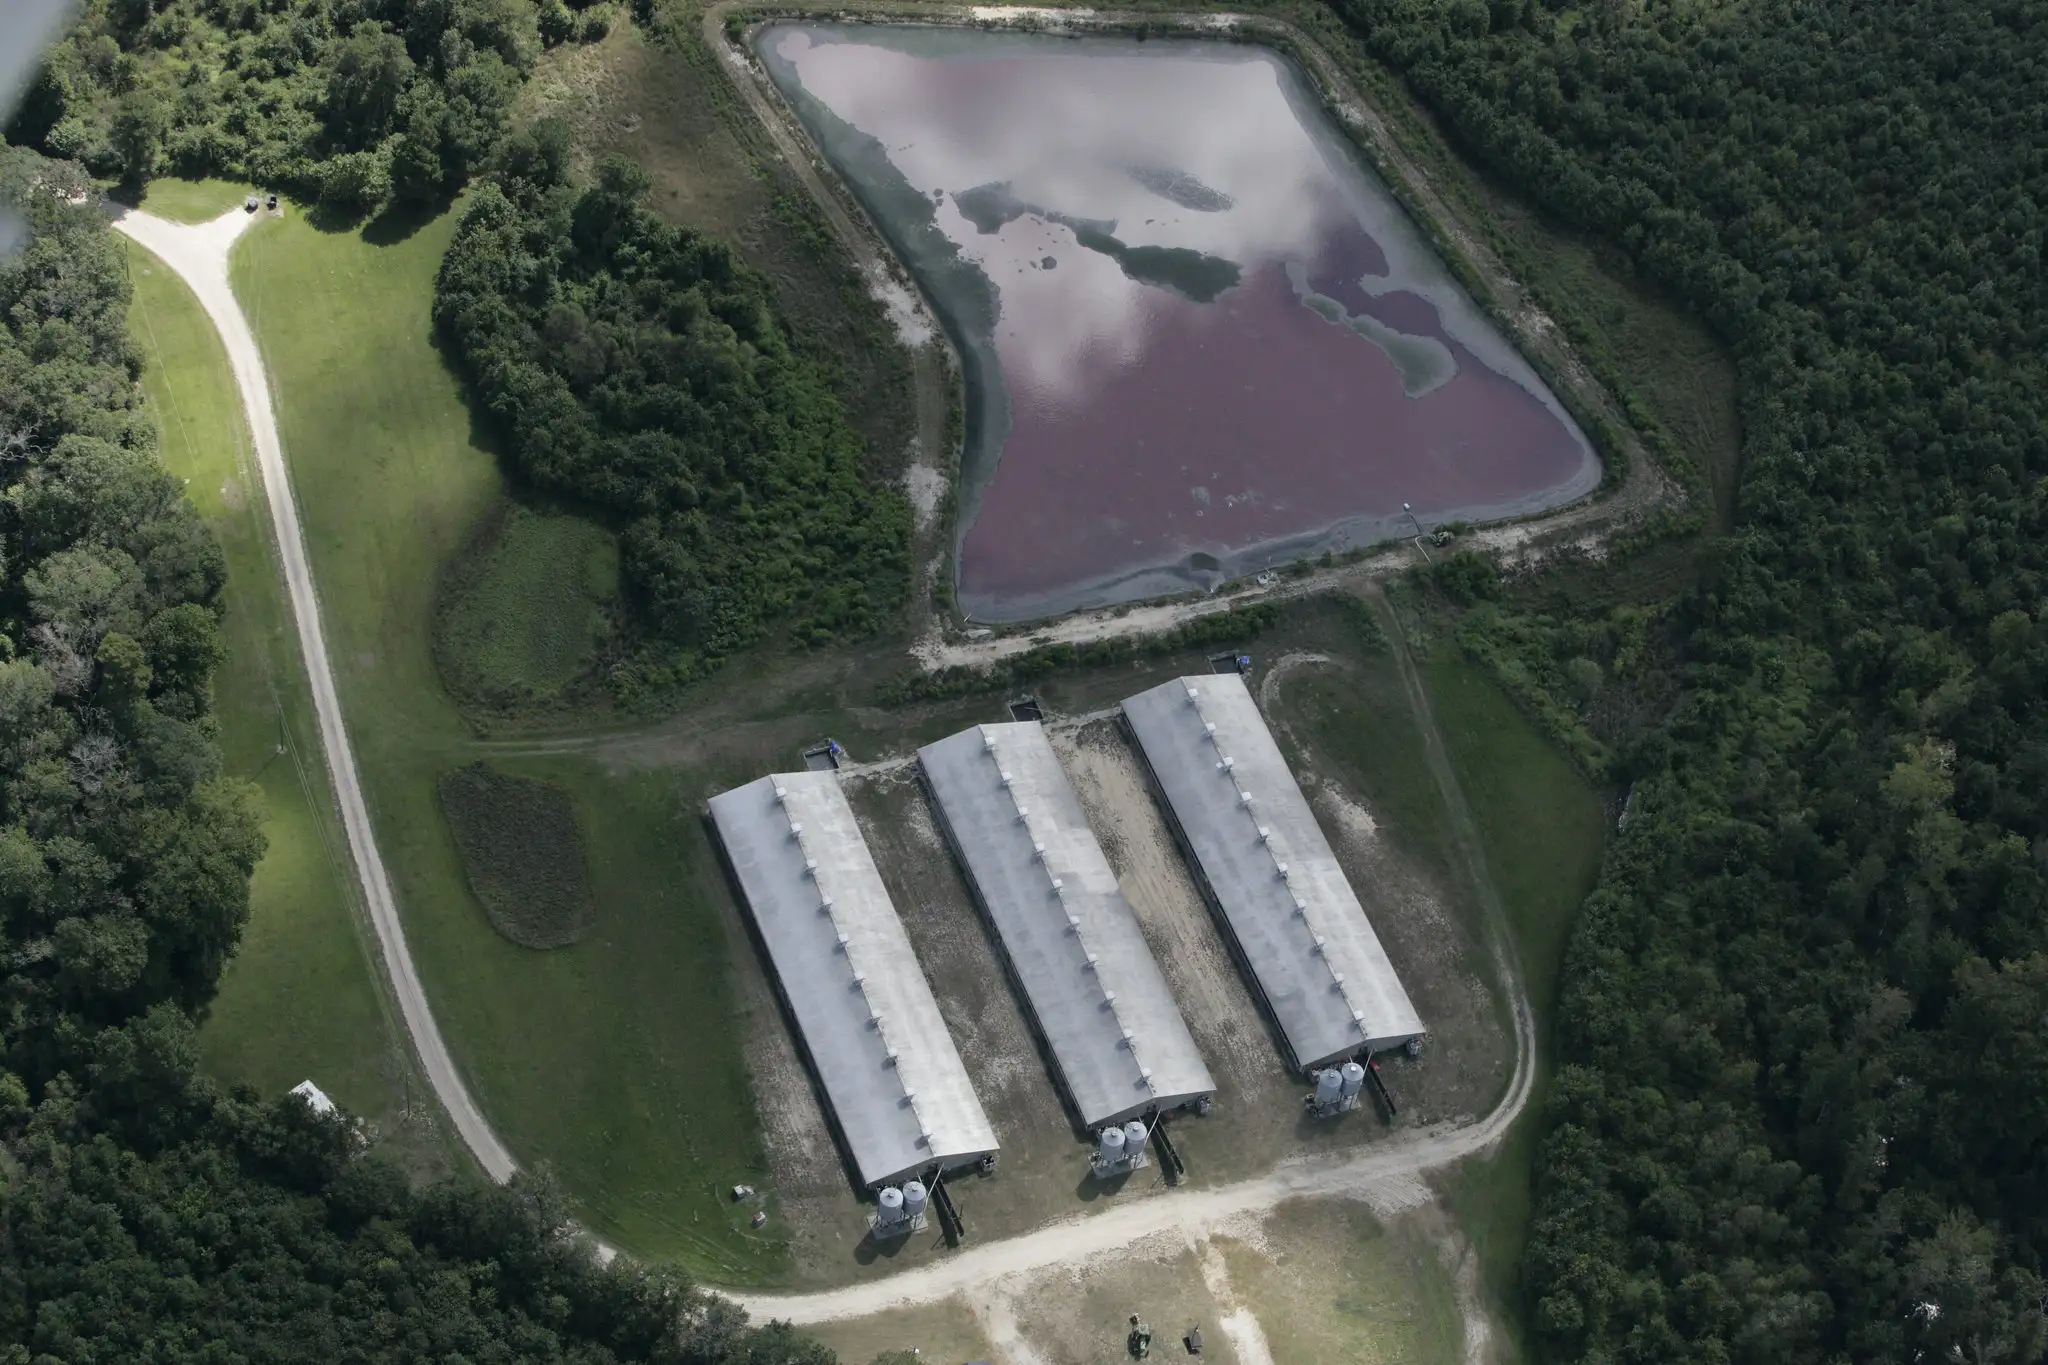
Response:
732,613,1532,1354
110,206,518,1184
738,986,1529,1326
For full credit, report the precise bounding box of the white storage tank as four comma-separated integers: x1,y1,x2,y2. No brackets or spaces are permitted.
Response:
1340,1060,1367,1098
875,1185,906,1225
901,1179,928,1221
1122,1119,1149,1152
1097,1125,1127,1162
1313,1068,1343,1107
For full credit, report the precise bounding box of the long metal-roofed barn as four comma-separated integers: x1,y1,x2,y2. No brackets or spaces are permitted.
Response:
919,722,1215,1129
1121,673,1424,1071
708,771,998,1188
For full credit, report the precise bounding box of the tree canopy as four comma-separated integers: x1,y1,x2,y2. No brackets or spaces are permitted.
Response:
434,149,911,683
5,0,560,208
0,146,833,1364
1332,0,2048,1359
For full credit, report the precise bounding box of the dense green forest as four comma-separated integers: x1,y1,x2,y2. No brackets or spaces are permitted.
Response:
435,146,911,679
0,147,830,1364
1338,0,2048,1360
12,0,2048,1358
2,0,603,211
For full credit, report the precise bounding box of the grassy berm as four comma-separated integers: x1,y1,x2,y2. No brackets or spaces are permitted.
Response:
439,763,597,950
436,502,619,711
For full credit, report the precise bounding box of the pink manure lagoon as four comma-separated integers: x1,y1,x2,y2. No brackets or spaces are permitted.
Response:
758,24,1600,622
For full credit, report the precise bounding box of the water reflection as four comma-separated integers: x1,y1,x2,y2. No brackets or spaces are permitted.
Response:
760,25,1600,621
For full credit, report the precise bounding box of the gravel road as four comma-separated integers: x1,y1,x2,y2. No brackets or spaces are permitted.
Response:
111,205,518,1183
107,202,1537,1347
736,975,1533,1325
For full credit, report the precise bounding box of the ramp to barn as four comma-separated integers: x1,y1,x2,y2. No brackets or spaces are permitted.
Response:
1120,673,1424,1070
920,722,1215,1128
710,771,998,1187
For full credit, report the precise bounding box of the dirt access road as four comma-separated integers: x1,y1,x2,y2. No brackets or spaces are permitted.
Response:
735,591,1536,1331
112,205,1539,1352
739,971,1534,1325
110,206,519,1184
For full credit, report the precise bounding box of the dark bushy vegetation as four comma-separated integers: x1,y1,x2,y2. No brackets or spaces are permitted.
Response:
1333,0,2048,1359
0,144,253,1079
7,0,552,209
0,148,830,1363
439,761,594,949
10,1075,829,1363
435,148,911,683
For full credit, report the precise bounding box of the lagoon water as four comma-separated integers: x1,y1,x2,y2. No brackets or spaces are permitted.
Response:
759,24,1601,621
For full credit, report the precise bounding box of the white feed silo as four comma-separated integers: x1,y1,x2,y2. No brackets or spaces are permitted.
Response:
1313,1068,1344,1108
1122,1119,1149,1152
901,1179,928,1224
875,1185,905,1226
1340,1060,1367,1098
1097,1125,1127,1163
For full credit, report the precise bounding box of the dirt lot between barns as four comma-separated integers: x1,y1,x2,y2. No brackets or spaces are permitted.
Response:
730,638,1513,1289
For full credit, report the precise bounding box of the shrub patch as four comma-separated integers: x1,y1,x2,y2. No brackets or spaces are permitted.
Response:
437,501,619,710
438,762,595,949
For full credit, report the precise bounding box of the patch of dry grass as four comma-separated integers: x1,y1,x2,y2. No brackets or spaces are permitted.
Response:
438,763,597,949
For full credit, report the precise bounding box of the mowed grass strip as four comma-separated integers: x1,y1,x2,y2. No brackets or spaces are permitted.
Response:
1428,654,1607,1028
131,175,257,223
437,503,618,709
1428,650,1607,1364
1267,597,1604,1360
123,241,448,1168
230,208,780,1276
439,763,596,950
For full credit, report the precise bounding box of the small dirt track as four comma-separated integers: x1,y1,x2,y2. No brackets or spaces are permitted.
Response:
112,204,1538,1347
738,983,1533,1325
111,205,518,1184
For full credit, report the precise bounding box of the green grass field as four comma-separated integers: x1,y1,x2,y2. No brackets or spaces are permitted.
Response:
130,176,254,223
123,240,457,1175
1429,657,1607,1028
229,208,781,1276
1284,613,1464,892
437,504,619,709
1263,595,1605,1361
1428,650,1607,1364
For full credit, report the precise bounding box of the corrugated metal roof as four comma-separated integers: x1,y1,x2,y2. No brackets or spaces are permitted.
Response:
709,771,998,1187
920,722,1215,1128
1121,673,1424,1068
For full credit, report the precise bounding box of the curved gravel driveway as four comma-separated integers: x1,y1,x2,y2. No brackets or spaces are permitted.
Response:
110,203,1537,1337
112,205,518,1183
